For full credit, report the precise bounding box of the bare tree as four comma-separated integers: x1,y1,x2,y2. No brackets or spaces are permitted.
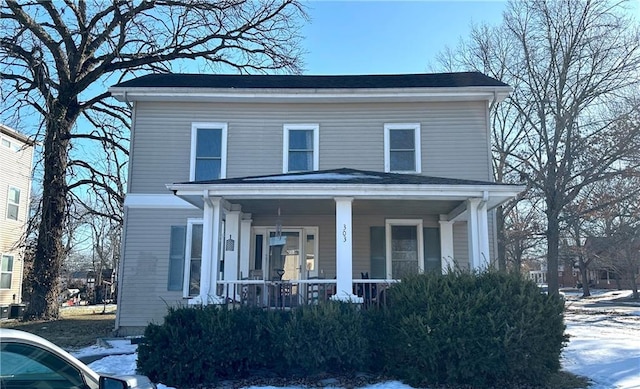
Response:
503,198,545,273
438,0,640,296
583,177,640,299
1,0,306,320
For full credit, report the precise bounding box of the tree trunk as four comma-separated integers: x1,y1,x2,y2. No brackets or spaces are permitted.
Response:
24,103,72,320
630,266,639,300
578,257,591,297
546,210,561,296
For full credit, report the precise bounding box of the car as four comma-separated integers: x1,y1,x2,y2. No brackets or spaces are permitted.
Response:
0,328,155,389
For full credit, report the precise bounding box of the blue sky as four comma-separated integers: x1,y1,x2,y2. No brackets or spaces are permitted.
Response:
301,1,507,75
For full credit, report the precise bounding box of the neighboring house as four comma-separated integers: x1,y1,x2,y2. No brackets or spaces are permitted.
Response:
109,72,523,335
0,124,34,314
529,236,640,290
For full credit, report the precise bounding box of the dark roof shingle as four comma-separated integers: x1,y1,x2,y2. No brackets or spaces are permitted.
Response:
176,168,512,186
113,72,508,89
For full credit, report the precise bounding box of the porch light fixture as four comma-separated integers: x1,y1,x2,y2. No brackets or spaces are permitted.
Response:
275,206,282,238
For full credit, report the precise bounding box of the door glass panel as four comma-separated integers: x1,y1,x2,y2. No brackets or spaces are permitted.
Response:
268,231,300,281
304,233,317,278
391,225,418,279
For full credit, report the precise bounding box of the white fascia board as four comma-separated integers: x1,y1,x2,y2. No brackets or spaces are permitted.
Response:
124,193,199,209
109,86,512,104
166,183,523,202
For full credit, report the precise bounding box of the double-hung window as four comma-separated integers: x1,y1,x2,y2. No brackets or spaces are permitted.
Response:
184,220,203,297
384,123,421,173
6,187,20,221
1,255,13,289
190,123,227,181
283,124,319,173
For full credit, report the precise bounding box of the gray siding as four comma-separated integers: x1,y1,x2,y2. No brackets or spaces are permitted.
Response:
453,222,470,271
0,134,33,305
117,208,202,329
129,101,491,193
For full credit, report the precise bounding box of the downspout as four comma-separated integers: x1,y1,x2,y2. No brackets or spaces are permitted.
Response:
479,190,491,268
115,91,134,334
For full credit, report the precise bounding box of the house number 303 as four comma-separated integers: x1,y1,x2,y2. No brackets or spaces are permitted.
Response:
343,224,347,242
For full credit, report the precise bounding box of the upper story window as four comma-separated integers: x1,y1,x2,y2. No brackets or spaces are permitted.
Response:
6,187,20,221
1,137,21,152
1,255,13,289
283,124,319,173
190,123,227,181
384,123,421,173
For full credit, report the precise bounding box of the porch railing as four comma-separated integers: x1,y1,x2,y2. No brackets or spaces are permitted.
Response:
215,279,397,309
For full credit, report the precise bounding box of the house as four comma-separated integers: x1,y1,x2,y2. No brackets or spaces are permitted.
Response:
109,72,523,335
0,124,34,317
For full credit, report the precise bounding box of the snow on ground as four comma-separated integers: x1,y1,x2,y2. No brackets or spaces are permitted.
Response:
71,290,640,389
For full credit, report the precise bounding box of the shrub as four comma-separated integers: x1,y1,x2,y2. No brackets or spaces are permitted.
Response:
137,305,281,386
280,301,369,375
378,271,566,388
137,302,367,386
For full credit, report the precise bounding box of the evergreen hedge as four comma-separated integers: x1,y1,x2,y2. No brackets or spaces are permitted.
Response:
378,271,567,388
137,272,566,388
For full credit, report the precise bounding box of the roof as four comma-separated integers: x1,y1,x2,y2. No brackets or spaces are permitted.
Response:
0,123,35,145
175,168,512,186
112,72,509,89
162,168,524,214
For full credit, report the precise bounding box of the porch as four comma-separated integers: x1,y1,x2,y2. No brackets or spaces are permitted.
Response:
167,169,523,306
215,278,392,309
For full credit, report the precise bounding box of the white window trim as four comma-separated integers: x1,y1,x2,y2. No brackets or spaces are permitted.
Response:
6,186,20,221
282,124,319,173
384,123,421,173
189,122,228,181
385,219,424,279
183,218,203,298
1,254,14,289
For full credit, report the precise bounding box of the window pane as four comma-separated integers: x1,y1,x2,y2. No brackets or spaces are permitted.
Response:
195,159,221,180
390,129,414,149
391,226,418,279
191,225,203,258
288,151,312,171
1,138,10,147
0,273,11,288
196,129,222,158
9,188,20,203
189,260,201,296
1,256,13,271
6,204,18,220
289,130,313,150
0,343,85,387
305,234,317,277
390,151,415,171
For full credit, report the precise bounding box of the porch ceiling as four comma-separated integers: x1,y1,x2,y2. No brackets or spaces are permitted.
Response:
231,199,462,217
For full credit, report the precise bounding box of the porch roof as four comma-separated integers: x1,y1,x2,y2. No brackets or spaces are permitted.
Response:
167,169,524,217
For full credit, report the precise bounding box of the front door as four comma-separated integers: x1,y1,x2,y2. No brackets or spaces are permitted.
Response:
268,230,301,281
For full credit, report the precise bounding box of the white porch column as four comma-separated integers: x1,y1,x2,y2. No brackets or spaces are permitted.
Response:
223,208,241,282
333,197,361,302
198,197,224,304
239,215,252,279
439,217,455,274
477,200,490,270
466,198,481,271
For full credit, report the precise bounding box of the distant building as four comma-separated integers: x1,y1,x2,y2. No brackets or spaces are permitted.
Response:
0,124,34,308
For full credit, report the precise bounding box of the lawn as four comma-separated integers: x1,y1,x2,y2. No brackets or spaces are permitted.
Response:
1,305,116,349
